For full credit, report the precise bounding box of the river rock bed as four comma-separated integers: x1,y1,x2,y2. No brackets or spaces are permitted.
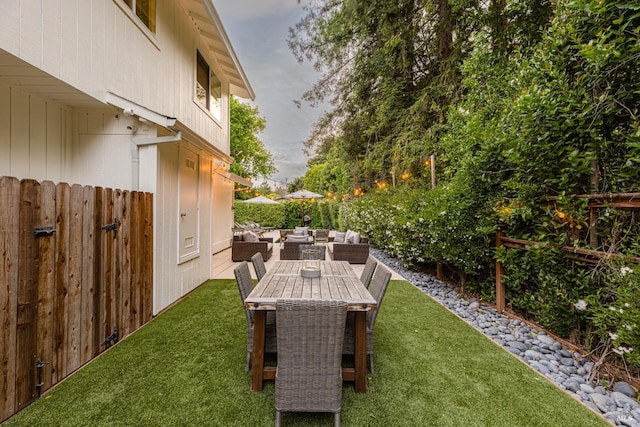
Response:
370,248,640,426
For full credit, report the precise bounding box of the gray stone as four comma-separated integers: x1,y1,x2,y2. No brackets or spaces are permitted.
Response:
367,247,632,423
583,401,600,413
538,334,556,346
604,411,619,424
559,349,573,358
524,349,543,360
590,393,615,413
560,357,575,366
485,326,499,335
614,381,638,399
593,385,607,395
506,341,528,352
612,391,640,409
580,383,595,394
505,346,521,356
565,381,581,393
559,365,577,375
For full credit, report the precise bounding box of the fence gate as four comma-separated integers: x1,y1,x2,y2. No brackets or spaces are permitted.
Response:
0,177,153,422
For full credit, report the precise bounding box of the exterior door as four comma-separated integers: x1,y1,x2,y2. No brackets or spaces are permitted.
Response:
178,146,199,263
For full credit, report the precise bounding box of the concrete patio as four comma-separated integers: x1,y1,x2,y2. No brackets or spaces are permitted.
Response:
212,229,404,280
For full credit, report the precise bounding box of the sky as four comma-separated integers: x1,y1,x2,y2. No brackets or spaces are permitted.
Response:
215,0,324,188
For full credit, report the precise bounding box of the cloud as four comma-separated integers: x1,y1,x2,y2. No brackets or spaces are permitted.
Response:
216,0,302,20
216,0,323,183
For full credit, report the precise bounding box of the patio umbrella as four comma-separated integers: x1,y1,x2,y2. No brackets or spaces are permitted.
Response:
243,195,280,204
283,189,324,200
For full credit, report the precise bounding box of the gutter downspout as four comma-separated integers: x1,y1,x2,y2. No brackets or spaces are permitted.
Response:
131,129,182,190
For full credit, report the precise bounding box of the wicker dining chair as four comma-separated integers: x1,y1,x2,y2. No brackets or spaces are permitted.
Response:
298,244,326,260
251,252,267,281
360,255,378,288
275,299,348,427
343,264,392,373
233,262,276,371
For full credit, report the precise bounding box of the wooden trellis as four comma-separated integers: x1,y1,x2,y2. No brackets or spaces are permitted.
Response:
495,193,640,313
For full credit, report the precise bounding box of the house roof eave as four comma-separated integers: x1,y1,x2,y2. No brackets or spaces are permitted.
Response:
186,0,255,101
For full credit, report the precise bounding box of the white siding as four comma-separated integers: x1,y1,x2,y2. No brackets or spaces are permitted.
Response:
0,0,231,153
0,81,69,182
0,0,240,315
70,109,140,189
153,141,217,314
211,168,234,253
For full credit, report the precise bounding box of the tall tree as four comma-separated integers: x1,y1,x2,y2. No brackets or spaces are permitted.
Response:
229,97,276,179
289,0,479,188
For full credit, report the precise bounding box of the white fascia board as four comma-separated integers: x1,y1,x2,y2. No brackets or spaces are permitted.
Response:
106,92,178,128
202,0,255,100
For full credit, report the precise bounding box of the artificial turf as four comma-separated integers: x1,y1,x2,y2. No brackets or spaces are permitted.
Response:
4,279,608,426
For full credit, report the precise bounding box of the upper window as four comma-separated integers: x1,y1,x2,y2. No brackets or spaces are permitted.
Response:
122,0,156,33
196,50,222,122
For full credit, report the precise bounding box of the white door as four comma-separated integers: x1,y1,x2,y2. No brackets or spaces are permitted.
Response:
178,146,199,263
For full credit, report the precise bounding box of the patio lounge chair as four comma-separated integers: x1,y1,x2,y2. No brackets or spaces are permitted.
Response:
275,299,347,427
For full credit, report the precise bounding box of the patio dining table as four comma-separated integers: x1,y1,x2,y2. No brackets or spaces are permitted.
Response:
245,260,377,393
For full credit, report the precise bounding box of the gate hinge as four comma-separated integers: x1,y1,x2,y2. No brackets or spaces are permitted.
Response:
36,360,50,398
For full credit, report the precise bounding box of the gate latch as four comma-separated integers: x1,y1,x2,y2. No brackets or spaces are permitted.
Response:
34,226,55,238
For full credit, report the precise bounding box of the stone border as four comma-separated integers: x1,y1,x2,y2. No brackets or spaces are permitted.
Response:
371,248,639,426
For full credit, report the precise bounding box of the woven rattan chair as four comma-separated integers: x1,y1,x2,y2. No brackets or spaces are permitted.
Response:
360,256,377,288
314,229,330,245
343,264,391,373
298,244,326,260
251,252,267,281
275,299,348,427
234,262,276,371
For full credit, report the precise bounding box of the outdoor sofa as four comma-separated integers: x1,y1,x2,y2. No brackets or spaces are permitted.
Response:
280,237,314,260
232,234,274,262
327,230,370,264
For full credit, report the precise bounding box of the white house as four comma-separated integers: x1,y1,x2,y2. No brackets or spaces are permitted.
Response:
0,0,253,314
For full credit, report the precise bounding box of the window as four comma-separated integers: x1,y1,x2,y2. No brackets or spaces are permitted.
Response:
196,50,222,122
122,0,156,33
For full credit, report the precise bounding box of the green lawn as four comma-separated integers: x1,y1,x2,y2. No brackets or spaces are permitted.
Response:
5,279,607,426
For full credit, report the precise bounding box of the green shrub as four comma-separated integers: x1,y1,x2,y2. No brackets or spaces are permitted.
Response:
233,202,285,228
587,263,640,367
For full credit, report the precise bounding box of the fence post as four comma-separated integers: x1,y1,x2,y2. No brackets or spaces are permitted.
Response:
495,230,505,313
589,205,598,249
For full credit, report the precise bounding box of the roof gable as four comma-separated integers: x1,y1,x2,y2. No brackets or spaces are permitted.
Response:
181,0,254,100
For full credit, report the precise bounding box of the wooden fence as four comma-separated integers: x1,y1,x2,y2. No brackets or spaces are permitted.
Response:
0,177,153,423
495,193,640,313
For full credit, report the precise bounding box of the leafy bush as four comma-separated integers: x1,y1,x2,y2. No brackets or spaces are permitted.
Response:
233,202,285,228
345,183,495,288
587,264,640,366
